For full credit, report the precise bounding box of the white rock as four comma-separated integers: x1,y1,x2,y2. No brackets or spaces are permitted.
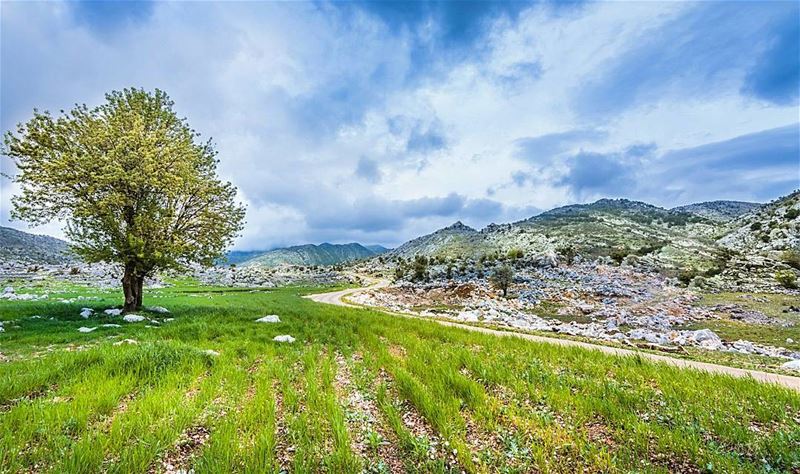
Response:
256,315,281,323
78,326,97,333
146,306,170,314
114,338,138,345
273,335,296,343
80,308,94,319
781,360,800,371
104,308,123,316
203,349,220,357
3,286,14,294
101,324,122,328
123,314,146,323
787,338,794,344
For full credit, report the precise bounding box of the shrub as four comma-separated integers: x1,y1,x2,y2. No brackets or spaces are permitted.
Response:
490,265,514,297
785,208,800,220
69,267,81,275
557,245,577,265
609,247,630,265
775,270,798,289
411,256,429,282
678,268,699,286
781,250,800,270
507,248,524,260
750,222,762,231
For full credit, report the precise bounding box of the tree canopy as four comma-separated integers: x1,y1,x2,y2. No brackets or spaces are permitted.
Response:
3,88,245,310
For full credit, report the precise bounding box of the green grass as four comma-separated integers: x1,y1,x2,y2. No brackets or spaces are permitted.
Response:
1,283,799,473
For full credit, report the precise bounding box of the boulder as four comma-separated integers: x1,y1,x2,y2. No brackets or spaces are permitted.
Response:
123,314,146,323
256,315,281,323
104,308,123,316
146,306,170,314
273,334,296,343
781,360,800,371
3,286,13,294
80,308,94,319
78,326,97,333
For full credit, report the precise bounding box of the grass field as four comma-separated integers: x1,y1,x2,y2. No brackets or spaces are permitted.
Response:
1,282,799,473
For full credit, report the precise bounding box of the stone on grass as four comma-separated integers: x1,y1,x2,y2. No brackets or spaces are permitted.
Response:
78,326,97,333
80,308,94,319
146,306,170,314
3,286,13,294
123,314,146,323
101,324,122,328
203,349,220,357
256,315,281,323
104,308,123,316
114,339,139,346
273,335,296,343
781,360,800,371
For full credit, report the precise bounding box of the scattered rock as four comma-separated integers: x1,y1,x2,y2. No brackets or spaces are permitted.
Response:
3,286,13,294
80,308,94,319
123,314,146,323
101,324,122,328
273,335,296,343
256,315,281,323
781,360,800,371
202,349,220,357
78,326,97,333
147,306,170,314
114,339,139,345
104,308,123,316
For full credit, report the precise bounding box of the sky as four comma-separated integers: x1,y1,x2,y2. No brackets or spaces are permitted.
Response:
1,0,798,250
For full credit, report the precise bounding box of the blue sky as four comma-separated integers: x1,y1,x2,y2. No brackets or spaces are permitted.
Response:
1,0,798,249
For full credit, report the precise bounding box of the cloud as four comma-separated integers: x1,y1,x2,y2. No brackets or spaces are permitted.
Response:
514,128,608,162
355,157,382,183
577,2,798,116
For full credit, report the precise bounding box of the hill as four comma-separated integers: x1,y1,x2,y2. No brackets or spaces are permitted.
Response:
243,242,381,267
0,226,73,264
673,200,761,222
719,191,800,253
389,199,722,270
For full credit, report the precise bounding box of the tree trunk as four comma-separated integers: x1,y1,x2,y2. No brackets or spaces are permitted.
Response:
122,265,144,312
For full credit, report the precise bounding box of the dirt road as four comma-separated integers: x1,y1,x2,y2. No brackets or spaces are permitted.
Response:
304,278,800,392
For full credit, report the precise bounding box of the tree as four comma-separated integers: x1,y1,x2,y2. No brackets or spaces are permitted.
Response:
490,265,514,297
3,88,245,312
411,255,428,282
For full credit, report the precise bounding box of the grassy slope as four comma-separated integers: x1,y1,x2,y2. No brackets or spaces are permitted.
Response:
0,283,799,473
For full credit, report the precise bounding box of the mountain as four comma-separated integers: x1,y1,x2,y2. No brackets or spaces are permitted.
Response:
243,242,381,267
390,221,485,259
672,200,761,222
0,226,74,264
364,245,391,254
222,250,269,265
719,191,800,253
389,199,723,270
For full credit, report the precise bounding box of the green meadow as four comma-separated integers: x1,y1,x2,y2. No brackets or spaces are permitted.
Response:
1,283,799,473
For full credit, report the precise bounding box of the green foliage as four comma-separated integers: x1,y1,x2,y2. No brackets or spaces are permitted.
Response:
3,89,245,309
507,248,524,260
678,268,699,286
785,208,799,220
750,222,762,231
775,270,798,289
411,256,428,282
556,244,577,265
609,247,630,265
490,264,514,297
781,250,800,270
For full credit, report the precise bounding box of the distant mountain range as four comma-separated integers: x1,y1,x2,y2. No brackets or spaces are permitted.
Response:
3,191,798,272
0,226,73,264
237,242,389,267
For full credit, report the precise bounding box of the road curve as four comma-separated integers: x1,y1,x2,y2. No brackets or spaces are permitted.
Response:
304,279,800,392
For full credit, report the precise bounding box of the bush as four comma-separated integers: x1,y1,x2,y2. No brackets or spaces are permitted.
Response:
507,248,524,260
609,247,630,265
678,268,699,286
411,256,429,282
490,265,514,297
557,245,577,265
781,250,800,270
750,221,762,231
775,270,798,289
785,208,800,220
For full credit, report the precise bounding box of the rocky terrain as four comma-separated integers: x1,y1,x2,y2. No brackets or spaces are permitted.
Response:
719,191,800,254
672,200,761,222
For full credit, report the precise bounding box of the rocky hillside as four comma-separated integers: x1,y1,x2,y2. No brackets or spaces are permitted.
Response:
719,191,800,254
389,199,724,270
242,242,382,267
672,200,761,222
0,226,73,264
